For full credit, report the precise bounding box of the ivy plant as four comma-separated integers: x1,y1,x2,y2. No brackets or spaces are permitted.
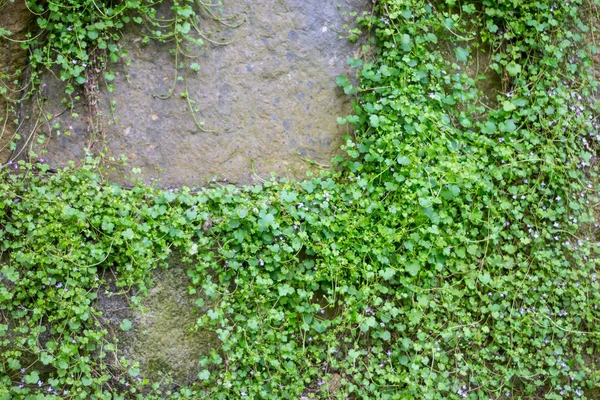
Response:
1,0,600,399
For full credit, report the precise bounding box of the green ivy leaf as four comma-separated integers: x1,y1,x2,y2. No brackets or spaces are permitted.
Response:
336,75,350,87
120,319,133,331
198,369,210,380
176,6,194,17
40,353,55,365
277,284,295,296
455,46,469,62
506,62,522,76
478,273,491,285
280,190,297,203
406,260,420,276
369,115,380,128
502,101,516,112
347,57,363,67
481,121,496,135
379,267,396,280
24,370,39,385
122,229,134,240
1,265,19,282
176,22,191,34
397,156,410,166
258,213,275,230
102,220,115,233
500,119,516,133
301,181,315,193
7,358,21,370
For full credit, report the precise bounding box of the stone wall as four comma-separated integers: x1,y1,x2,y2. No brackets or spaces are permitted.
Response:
0,0,30,163
17,0,366,186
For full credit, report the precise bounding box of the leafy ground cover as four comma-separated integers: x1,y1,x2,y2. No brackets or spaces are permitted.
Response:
1,0,600,398
1,0,218,91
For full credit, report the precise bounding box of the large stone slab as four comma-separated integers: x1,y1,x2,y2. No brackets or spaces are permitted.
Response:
21,0,366,186
96,256,217,387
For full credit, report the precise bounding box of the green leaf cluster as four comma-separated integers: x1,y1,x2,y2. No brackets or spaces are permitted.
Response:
1,0,600,398
6,0,221,93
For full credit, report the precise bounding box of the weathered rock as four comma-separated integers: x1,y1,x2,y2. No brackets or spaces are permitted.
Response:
20,0,367,186
96,255,217,387
0,0,31,163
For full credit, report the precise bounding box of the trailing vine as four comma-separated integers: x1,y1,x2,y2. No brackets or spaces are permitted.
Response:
1,0,600,399
0,0,240,159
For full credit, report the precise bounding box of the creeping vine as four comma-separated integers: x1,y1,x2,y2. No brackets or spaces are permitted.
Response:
1,0,600,399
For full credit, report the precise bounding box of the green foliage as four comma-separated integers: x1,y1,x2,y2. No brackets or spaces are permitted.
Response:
10,0,222,93
1,0,600,398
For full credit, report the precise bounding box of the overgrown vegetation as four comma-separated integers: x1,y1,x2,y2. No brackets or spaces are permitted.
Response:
2,0,600,398
0,0,224,91
0,0,235,140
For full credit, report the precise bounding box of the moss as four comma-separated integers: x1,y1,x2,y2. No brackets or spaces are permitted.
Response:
96,254,217,386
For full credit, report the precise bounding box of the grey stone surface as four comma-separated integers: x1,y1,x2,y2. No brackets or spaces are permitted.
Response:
22,0,367,186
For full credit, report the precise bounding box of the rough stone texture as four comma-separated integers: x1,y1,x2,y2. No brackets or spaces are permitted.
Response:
0,0,30,163
22,0,367,186
96,256,217,386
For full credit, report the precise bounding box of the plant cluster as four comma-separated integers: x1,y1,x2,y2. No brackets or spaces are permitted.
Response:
0,0,235,140
1,0,600,399
0,0,229,108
